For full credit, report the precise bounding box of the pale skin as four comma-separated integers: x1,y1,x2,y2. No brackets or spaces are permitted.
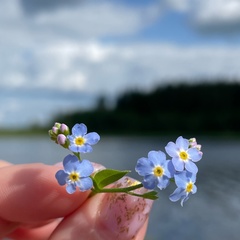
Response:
0,160,152,240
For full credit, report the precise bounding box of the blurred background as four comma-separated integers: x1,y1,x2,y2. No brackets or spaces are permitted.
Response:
1,0,240,239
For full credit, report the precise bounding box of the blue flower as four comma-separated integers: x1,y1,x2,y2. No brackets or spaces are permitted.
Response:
67,123,100,153
55,154,94,194
165,136,202,174
135,150,175,190
169,170,197,206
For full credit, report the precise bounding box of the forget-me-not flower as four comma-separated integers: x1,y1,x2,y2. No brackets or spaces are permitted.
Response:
165,136,202,174
135,150,175,190
67,123,100,153
169,170,197,206
55,154,94,194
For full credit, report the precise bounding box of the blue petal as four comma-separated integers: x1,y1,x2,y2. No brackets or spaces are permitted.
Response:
69,144,93,153
188,171,196,182
148,150,166,166
67,135,75,144
76,177,93,191
176,136,189,150
157,176,170,190
63,154,79,172
164,160,175,178
55,170,68,185
181,194,189,206
188,148,203,162
185,161,198,174
142,174,157,189
68,145,78,153
135,157,154,176
66,183,76,194
174,171,189,188
169,187,186,202
77,159,94,177
183,171,197,183
72,123,87,136
192,185,197,194
81,144,93,153
85,132,100,145
165,142,178,157
172,158,184,172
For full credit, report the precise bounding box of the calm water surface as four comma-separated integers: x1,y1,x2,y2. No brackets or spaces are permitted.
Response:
1,135,240,240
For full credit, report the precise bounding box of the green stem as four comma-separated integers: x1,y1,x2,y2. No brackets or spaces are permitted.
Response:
73,152,81,161
90,183,158,200
92,183,143,194
170,177,175,183
126,191,152,198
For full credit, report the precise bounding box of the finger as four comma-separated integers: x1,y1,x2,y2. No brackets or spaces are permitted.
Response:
0,163,90,237
50,177,153,240
0,217,20,237
135,219,149,240
0,160,12,168
6,219,61,240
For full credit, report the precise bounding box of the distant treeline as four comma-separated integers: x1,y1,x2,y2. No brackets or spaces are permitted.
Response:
54,82,240,135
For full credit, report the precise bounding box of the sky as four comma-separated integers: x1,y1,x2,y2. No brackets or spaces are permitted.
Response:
1,0,240,128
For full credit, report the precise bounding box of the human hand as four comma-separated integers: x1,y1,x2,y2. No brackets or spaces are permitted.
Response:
0,160,153,240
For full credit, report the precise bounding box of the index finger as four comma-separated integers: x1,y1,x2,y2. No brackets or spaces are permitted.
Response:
0,163,90,224
0,160,12,168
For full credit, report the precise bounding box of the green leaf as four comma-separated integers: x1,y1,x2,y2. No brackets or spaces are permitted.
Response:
141,191,158,200
93,169,130,189
128,190,159,200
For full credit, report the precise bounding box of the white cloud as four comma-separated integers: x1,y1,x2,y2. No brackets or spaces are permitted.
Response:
193,0,240,27
2,40,240,93
2,73,26,88
32,3,142,38
165,0,240,32
0,0,159,44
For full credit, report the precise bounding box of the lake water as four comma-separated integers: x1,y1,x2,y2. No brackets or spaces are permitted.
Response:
1,135,240,240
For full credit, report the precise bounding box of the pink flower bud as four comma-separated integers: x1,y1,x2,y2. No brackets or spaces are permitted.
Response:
57,134,67,145
60,123,69,134
52,126,58,134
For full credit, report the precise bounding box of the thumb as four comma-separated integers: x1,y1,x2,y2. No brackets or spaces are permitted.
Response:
50,177,153,240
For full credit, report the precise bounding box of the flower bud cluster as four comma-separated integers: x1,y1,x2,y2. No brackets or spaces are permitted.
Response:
189,138,202,151
48,122,70,148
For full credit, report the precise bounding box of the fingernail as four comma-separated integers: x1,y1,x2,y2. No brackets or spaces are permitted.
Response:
91,162,105,172
98,177,153,239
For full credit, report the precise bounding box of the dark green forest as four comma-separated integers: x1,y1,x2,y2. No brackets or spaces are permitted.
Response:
54,82,240,136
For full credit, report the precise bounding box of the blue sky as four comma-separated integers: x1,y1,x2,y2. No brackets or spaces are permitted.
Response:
1,0,240,128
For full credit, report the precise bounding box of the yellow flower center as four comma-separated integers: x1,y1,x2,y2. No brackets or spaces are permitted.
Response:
179,151,188,161
153,166,164,177
69,172,80,182
186,182,193,193
75,137,85,146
